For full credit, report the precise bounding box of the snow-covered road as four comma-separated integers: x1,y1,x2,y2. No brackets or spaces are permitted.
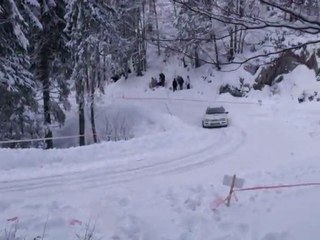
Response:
0,98,247,194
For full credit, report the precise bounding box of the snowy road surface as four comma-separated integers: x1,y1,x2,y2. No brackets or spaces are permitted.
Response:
1,89,320,240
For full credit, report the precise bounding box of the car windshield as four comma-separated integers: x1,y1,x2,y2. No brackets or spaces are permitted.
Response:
206,107,225,114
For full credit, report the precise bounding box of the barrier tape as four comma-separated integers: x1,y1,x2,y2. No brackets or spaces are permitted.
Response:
6,217,82,227
69,218,82,226
121,96,260,105
234,182,320,192
212,182,320,211
0,134,98,145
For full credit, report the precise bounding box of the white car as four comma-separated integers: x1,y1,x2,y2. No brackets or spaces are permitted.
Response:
202,106,229,128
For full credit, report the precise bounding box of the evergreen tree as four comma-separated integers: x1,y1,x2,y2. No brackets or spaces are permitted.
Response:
32,0,71,149
65,0,112,146
0,0,40,147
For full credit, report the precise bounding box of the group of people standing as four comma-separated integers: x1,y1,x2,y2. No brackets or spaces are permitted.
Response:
149,73,191,92
172,75,190,92
149,73,166,89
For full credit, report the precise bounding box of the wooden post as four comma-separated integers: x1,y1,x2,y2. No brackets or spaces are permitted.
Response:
226,174,236,207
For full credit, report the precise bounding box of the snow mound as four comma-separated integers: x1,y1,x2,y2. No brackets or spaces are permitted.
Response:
270,65,320,100
53,100,184,148
96,102,182,141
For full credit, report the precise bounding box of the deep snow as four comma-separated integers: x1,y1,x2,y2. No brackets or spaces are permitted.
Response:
1,57,320,240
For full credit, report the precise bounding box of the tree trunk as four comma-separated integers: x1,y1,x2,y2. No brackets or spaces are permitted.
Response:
152,0,161,56
213,34,221,70
194,46,200,68
239,0,244,17
90,87,97,143
43,83,53,149
135,7,143,76
240,30,246,53
78,77,85,146
103,50,106,83
238,28,243,54
40,45,53,149
229,27,234,61
79,101,85,146
90,46,99,144
37,0,53,149
234,25,238,54
141,2,147,71
316,0,320,21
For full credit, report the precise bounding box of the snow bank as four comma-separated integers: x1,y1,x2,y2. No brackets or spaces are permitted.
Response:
275,65,320,100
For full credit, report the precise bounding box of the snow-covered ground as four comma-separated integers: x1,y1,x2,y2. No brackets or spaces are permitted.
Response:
1,57,320,240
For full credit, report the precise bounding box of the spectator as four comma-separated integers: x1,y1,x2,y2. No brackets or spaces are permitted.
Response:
149,77,157,89
177,76,184,90
172,78,177,92
158,73,165,87
186,75,191,89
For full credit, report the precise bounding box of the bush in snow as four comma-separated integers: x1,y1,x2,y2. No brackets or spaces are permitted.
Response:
0,222,41,240
219,84,244,97
0,223,19,240
75,222,99,240
219,78,251,98
104,112,134,142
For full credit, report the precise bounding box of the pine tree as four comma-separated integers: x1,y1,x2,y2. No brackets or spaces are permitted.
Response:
111,0,147,76
0,0,40,147
32,0,71,149
65,0,112,146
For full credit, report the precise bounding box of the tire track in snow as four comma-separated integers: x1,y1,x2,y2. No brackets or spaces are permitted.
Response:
0,143,214,193
0,130,221,188
0,126,246,194
79,126,247,191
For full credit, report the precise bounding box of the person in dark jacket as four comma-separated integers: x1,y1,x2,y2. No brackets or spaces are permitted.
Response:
158,73,165,87
177,76,184,90
186,75,191,89
172,78,177,92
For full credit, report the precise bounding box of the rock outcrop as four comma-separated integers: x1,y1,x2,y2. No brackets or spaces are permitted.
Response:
253,48,319,90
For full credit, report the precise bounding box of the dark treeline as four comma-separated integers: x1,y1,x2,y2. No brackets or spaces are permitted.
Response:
0,0,148,148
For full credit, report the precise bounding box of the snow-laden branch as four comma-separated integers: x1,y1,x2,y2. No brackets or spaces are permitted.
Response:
172,0,320,34
260,0,320,28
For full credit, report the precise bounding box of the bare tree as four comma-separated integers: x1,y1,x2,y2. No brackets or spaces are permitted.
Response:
151,0,161,56
169,0,320,67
